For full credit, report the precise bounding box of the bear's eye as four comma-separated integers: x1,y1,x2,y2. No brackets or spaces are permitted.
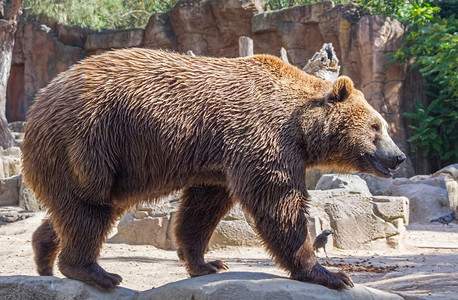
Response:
372,124,380,132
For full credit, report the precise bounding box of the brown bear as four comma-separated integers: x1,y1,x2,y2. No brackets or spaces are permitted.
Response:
22,48,405,291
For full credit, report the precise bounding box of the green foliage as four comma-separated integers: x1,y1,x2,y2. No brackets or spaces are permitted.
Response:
404,99,458,163
22,0,178,30
387,1,458,167
357,0,414,18
357,0,457,167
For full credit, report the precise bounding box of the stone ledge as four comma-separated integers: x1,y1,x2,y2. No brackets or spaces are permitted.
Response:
0,273,402,300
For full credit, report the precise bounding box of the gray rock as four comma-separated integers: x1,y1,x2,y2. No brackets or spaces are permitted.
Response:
305,168,326,190
361,170,458,223
112,215,175,249
0,276,137,300
0,273,402,300
432,163,458,180
324,194,400,249
316,174,372,196
387,180,450,224
358,173,392,196
209,219,260,249
0,146,21,179
0,206,34,225
18,174,42,211
308,190,336,251
308,188,407,251
0,175,19,206
138,272,402,300
372,196,409,224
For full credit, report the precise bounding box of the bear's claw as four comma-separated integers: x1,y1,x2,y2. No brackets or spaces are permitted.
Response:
187,259,229,277
209,260,229,271
292,263,354,290
60,262,122,290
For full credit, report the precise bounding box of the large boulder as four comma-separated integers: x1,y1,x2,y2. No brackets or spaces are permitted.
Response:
386,179,450,224
0,274,402,300
313,174,409,249
18,174,41,211
111,177,410,251
321,193,408,250
139,272,402,300
208,204,260,248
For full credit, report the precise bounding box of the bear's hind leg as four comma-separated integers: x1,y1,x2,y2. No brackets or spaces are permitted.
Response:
55,202,122,289
32,219,59,276
175,185,233,277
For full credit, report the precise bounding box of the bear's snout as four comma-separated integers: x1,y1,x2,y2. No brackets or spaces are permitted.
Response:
395,153,407,166
367,144,405,178
384,151,406,171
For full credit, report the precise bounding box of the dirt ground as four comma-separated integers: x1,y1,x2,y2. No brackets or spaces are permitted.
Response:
1,210,457,299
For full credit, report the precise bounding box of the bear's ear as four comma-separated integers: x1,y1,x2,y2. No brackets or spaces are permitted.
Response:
330,76,354,102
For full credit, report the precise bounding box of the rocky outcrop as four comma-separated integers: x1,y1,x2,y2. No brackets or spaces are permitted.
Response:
361,164,458,224
0,274,402,300
168,0,261,57
309,189,409,250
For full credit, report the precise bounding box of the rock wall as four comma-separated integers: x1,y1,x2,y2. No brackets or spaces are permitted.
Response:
7,0,426,174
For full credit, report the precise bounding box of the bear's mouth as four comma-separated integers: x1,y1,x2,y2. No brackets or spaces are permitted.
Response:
365,154,394,178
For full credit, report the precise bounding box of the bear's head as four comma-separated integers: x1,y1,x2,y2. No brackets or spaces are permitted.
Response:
310,76,406,178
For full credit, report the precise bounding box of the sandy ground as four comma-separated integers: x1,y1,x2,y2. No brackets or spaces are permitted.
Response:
1,210,457,299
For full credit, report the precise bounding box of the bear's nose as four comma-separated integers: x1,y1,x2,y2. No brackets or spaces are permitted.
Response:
396,153,406,165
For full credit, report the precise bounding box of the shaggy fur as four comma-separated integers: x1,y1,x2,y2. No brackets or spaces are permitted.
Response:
22,48,405,290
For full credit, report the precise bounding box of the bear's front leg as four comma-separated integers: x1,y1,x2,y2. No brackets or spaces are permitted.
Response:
175,185,233,277
244,189,353,290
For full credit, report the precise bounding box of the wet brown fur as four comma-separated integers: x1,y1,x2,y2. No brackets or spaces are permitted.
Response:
23,48,391,290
